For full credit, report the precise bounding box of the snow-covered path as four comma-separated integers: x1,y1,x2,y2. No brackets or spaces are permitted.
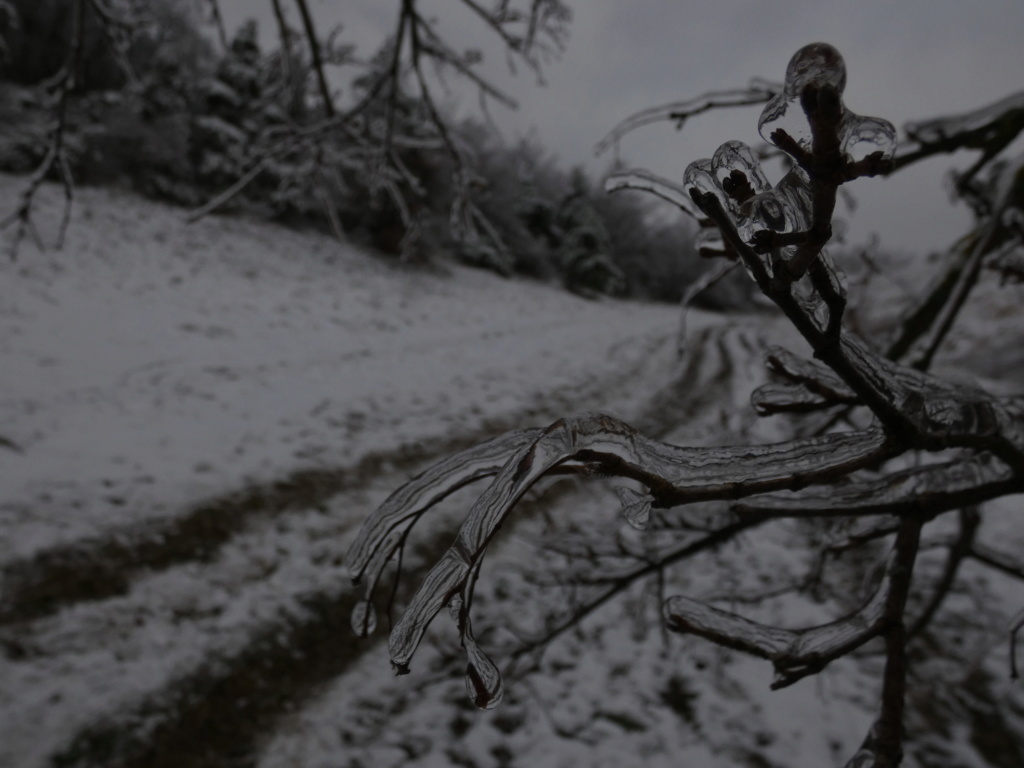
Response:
4,177,1023,768
0,174,695,562
0,177,755,768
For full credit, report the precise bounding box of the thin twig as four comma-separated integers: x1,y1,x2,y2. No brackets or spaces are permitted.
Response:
205,0,229,50
292,0,334,117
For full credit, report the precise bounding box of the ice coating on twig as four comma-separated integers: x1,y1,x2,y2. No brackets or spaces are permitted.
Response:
905,91,1024,146
734,453,1018,517
766,346,853,395
763,345,858,402
741,167,814,257
759,43,847,151
351,600,378,637
840,113,897,164
758,43,895,164
345,428,543,583
594,79,778,157
463,628,504,709
448,594,504,708
751,382,838,416
384,413,892,675
664,558,891,689
683,158,727,212
711,140,771,213
683,139,818,273
345,428,542,633
603,169,701,218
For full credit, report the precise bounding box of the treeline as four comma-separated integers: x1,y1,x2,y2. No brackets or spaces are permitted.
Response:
0,0,749,305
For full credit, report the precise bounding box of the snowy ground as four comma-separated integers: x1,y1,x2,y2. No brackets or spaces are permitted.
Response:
2,175,1023,768
0,174,693,561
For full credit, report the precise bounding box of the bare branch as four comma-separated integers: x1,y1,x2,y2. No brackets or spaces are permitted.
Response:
2,0,84,258
870,515,924,768
906,508,979,640
292,0,335,117
205,0,229,50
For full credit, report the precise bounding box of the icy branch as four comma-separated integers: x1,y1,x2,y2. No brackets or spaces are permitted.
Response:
371,413,893,675
594,80,778,158
664,555,893,689
734,454,1019,518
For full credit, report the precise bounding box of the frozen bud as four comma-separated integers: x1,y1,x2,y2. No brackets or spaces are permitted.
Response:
759,43,848,151
740,167,813,253
711,140,771,215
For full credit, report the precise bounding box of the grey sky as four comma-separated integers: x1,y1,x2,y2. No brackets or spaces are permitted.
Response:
218,0,1024,255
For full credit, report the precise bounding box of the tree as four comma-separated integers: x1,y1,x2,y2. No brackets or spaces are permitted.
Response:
346,43,1024,768
0,0,573,258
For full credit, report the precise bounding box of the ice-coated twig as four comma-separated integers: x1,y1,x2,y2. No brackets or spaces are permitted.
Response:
378,413,894,674
677,260,738,358
664,552,893,689
894,91,1024,176
751,381,857,416
346,428,543,587
764,345,857,401
603,169,703,219
734,454,1018,518
594,80,778,158
456,0,571,83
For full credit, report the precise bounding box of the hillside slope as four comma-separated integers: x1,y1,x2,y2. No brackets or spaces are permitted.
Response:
2,176,1023,768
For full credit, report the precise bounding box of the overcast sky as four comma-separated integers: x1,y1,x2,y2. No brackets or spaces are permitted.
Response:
218,0,1024,255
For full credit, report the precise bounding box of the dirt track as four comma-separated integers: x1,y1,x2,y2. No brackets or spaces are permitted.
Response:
1,317,765,768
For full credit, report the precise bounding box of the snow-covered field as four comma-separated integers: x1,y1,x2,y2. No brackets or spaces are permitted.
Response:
2,175,1023,768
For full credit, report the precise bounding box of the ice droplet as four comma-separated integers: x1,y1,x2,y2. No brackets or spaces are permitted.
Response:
840,113,897,163
447,594,464,624
615,485,654,530
759,43,847,150
351,600,377,637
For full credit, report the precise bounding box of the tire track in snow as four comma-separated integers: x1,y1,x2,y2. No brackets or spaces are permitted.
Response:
35,321,758,768
0,325,674,629
0,438,478,628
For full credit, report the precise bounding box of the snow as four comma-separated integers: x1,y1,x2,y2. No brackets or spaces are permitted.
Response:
2,174,1023,768
0,173,686,561
0,174,702,768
